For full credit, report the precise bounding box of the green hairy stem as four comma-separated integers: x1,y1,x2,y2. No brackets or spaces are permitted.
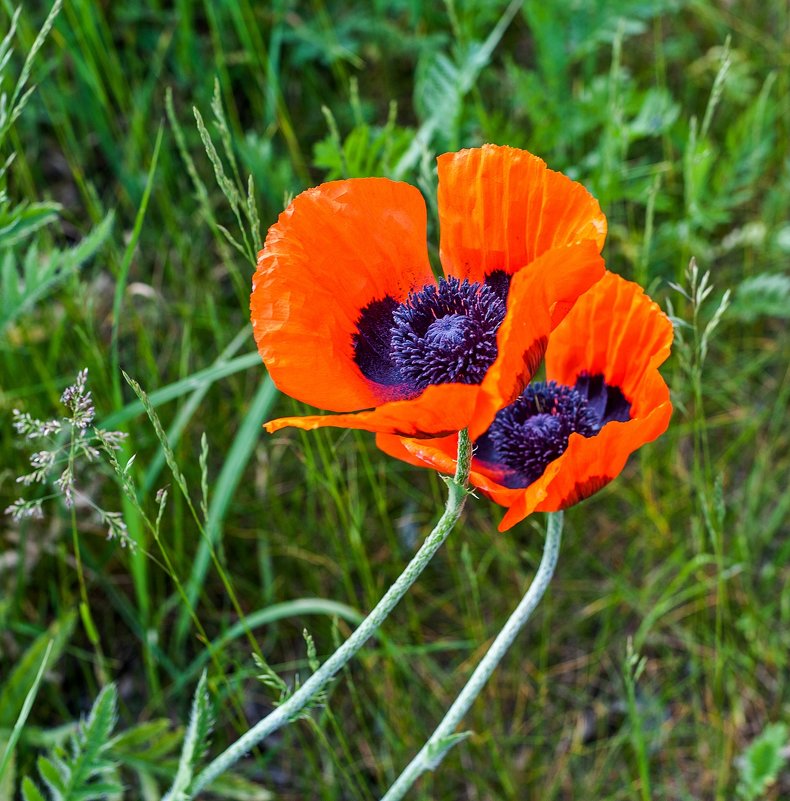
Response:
190,429,474,796
381,511,564,800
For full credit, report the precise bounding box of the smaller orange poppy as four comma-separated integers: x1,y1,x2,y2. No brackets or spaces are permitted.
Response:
251,145,607,438
376,272,673,531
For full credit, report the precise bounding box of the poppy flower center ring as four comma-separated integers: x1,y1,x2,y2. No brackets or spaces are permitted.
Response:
424,313,471,349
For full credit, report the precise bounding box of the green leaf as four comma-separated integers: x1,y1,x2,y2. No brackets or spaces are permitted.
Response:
628,87,680,139
23,685,120,801
0,201,61,248
60,685,119,799
36,755,66,796
21,776,48,801
0,212,114,335
162,672,213,801
207,773,272,801
71,781,124,801
737,723,789,800
0,640,54,787
730,273,790,322
108,719,173,753
313,109,413,181
0,612,76,728
425,731,472,770
109,719,184,763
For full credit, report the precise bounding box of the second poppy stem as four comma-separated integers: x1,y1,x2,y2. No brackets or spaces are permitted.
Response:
189,429,474,797
380,510,564,801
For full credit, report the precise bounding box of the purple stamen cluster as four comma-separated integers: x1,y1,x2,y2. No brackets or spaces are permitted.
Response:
484,381,599,487
390,277,506,390
354,276,506,394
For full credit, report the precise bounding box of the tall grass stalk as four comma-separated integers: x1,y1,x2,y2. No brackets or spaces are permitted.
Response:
187,430,474,797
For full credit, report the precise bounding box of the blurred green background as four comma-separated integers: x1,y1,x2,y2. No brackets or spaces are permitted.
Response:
0,1,788,799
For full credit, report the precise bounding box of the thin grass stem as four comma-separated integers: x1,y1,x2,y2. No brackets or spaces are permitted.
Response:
189,429,474,796
381,511,563,801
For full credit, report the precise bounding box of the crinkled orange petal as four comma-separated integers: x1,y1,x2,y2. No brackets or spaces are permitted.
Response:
491,273,675,529
266,383,481,437
375,432,458,473
496,277,674,530
469,241,605,439
497,390,672,531
546,271,673,410
251,178,434,413
437,144,607,283
375,432,518,501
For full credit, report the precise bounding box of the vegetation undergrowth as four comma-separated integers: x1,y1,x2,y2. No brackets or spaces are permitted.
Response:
1,1,788,799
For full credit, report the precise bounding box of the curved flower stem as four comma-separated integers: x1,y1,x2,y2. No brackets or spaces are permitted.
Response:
190,430,473,797
381,511,564,801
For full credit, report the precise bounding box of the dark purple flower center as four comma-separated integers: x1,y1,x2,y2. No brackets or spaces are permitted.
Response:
353,276,506,396
484,269,511,302
476,374,631,489
483,382,598,486
573,372,631,427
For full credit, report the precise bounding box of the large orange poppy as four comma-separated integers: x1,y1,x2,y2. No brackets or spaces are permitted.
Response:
252,145,607,437
377,272,673,530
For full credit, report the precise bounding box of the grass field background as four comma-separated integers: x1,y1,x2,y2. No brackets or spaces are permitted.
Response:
1,1,788,799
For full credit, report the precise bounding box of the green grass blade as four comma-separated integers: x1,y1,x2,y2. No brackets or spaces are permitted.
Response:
2,0,62,142
100,351,262,429
0,611,76,728
107,124,163,697
174,598,367,695
0,640,53,787
110,124,163,390
173,375,278,647
140,326,251,495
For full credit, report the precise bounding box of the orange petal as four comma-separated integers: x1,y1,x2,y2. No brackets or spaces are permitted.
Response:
437,144,607,283
469,241,605,439
251,178,434,413
496,275,674,530
376,432,459,473
376,432,520,503
497,395,672,531
546,271,673,410
265,383,481,437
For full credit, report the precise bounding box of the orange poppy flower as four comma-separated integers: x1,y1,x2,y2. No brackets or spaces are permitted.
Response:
252,144,607,437
376,272,673,530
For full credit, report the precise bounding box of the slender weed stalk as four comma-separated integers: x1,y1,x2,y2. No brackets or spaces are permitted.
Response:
667,258,732,799
623,639,652,801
